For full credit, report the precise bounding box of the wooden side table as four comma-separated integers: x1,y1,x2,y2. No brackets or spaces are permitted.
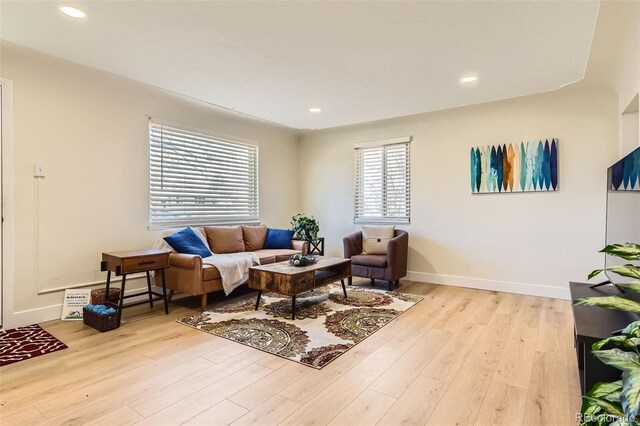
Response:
101,249,171,325
307,237,325,256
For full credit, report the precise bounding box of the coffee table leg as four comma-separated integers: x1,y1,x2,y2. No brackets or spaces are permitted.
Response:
292,295,296,320
341,279,348,299
255,291,262,310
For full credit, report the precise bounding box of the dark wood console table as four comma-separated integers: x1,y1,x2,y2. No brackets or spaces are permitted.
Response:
570,281,636,393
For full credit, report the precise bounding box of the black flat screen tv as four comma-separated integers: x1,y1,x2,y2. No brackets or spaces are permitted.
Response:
604,146,640,287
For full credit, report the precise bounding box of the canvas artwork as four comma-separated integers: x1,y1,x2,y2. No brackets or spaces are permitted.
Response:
471,139,558,194
610,146,640,191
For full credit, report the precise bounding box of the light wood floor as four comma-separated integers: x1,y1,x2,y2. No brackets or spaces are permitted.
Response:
0,280,581,426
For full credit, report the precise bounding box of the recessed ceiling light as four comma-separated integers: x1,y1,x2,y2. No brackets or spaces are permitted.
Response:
59,6,87,19
460,75,479,84
309,107,322,113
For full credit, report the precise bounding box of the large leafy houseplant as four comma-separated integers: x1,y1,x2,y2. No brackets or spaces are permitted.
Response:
574,243,640,425
290,214,320,242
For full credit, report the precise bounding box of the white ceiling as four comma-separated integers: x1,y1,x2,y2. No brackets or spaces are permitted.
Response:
0,1,600,129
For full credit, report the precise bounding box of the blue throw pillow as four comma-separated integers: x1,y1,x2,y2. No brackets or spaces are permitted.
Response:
163,227,212,258
263,228,295,249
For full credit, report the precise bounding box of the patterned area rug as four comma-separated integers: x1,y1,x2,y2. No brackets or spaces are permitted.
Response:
0,324,68,367
178,283,422,369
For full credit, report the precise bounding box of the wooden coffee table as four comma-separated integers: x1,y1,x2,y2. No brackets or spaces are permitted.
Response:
248,257,351,320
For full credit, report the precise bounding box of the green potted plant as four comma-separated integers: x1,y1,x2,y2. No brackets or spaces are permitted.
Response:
573,243,640,425
290,214,320,242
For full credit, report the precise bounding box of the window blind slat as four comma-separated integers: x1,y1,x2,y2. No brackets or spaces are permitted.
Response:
150,146,256,167
149,173,258,187
354,140,410,224
149,122,259,227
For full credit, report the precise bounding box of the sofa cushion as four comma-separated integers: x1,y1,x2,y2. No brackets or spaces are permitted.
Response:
362,225,395,255
202,264,222,281
253,249,300,263
205,226,245,254
351,254,387,268
163,227,213,258
260,256,276,265
264,228,295,249
242,225,267,251
253,250,276,265
275,252,299,262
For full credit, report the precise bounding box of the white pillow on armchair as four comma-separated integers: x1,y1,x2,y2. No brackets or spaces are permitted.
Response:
361,225,395,255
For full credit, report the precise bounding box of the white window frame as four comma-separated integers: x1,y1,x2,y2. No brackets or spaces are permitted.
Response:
148,119,259,229
354,136,411,224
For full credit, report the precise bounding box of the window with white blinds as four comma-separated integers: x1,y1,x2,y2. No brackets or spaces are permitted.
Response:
149,121,259,228
354,137,411,224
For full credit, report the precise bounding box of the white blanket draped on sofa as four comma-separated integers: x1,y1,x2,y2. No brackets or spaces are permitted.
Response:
202,252,260,295
153,227,260,295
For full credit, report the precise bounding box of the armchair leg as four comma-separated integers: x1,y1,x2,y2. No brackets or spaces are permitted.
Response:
371,278,375,286
200,293,207,311
167,289,175,303
348,276,353,286
388,280,395,291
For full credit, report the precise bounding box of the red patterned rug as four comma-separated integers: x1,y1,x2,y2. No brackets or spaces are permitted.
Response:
0,324,67,367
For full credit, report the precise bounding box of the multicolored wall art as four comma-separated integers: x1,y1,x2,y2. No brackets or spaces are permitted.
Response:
610,146,640,191
470,139,558,194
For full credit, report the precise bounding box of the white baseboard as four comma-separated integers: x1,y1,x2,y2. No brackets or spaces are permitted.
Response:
5,271,570,329
6,303,64,330
4,281,185,330
406,271,570,300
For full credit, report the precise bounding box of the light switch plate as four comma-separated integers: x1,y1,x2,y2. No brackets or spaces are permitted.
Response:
34,162,46,178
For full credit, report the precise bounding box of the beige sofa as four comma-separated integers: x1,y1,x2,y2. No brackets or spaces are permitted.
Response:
154,225,307,310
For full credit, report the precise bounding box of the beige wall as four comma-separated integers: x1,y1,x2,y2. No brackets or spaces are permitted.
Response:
0,42,299,326
587,0,639,115
585,0,640,152
621,110,639,154
299,85,619,298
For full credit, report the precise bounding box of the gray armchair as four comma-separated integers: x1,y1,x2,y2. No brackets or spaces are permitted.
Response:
343,229,408,290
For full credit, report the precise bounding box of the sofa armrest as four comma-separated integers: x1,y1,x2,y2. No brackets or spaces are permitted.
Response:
343,232,363,258
387,231,408,276
291,240,309,255
169,253,203,269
